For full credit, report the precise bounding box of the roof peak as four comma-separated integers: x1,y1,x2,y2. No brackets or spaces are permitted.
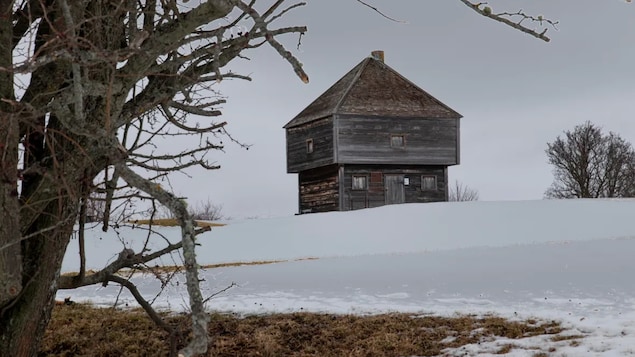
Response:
283,54,462,129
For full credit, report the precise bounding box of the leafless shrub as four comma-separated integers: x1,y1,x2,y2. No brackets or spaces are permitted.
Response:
189,199,224,221
151,199,223,221
448,180,479,202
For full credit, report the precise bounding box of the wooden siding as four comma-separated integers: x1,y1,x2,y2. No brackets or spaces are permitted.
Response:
286,117,334,173
298,165,339,213
341,165,447,211
455,119,461,165
336,115,458,166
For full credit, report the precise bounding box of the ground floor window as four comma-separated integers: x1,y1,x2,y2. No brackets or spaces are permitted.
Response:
352,175,368,190
421,175,437,190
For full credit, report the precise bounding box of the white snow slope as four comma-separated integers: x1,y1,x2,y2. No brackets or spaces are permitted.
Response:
61,199,635,356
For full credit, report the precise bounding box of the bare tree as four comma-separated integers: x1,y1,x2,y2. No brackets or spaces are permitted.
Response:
0,0,574,356
448,180,479,202
545,122,635,198
1,1,308,356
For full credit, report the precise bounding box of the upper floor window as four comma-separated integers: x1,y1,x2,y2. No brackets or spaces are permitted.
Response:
391,134,405,148
306,139,314,154
421,175,437,191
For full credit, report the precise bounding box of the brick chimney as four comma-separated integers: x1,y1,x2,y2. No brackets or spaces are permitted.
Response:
371,50,384,63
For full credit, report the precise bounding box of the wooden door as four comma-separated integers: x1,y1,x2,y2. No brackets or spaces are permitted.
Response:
384,174,405,205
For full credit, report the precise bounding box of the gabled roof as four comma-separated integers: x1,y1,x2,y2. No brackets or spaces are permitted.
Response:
284,54,462,129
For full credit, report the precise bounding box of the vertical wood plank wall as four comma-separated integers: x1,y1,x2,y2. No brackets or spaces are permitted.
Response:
340,165,447,211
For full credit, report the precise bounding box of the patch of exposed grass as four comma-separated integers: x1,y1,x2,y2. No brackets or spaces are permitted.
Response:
60,270,99,277
126,218,225,227
42,304,565,357
203,257,318,270
496,344,514,354
551,334,585,342
40,304,184,357
62,258,320,277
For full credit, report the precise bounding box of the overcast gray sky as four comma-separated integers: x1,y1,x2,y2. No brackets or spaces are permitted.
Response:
167,0,635,219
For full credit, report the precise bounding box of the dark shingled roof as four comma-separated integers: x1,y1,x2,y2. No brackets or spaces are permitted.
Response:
284,55,462,129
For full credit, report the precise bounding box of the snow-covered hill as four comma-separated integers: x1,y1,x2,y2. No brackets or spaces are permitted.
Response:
61,199,635,356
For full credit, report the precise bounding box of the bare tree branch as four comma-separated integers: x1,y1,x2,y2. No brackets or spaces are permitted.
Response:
457,0,557,42
106,274,180,356
355,0,407,23
233,0,309,83
115,163,208,357
203,282,237,304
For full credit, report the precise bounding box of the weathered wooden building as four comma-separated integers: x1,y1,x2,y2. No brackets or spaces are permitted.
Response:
284,51,462,213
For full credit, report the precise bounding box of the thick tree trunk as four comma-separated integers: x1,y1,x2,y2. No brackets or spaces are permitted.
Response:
0,111,88,355
0,208,74,356
0,0,21,309
0,117,21,309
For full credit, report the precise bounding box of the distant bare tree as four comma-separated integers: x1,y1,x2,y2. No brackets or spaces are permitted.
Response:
545,122,635,198
448,180,479,202
189,199,224,221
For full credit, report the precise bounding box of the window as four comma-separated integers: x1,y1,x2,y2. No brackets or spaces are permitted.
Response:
421,175,437,191
391,134,405,148
306,139,314,154
352,175,367,190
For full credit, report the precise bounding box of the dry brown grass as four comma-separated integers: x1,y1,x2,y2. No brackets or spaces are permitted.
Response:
551,334,585,342
126,219,225,227
62,258,320,276
41,304,565,357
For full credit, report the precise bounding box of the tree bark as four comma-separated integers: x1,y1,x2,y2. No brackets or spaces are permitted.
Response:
116,164,209,357
0,208,74,356
0,117,21,310
0,0,21,310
